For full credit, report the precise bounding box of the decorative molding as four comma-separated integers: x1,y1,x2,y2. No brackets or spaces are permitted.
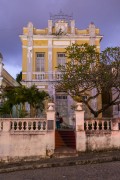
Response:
37,86,45,88
53,41,70,46
21,35,103,41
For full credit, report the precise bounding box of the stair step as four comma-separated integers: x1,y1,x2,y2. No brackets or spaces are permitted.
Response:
54,147,78,158
55,130,76,149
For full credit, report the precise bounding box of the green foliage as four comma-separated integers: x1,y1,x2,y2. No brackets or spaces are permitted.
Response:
0,85,49,118
18,109,28,118
57,43,120,117
0,101,12,117
16,71,22,84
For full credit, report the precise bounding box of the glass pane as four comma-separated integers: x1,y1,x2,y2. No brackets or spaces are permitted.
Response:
36,53,45,71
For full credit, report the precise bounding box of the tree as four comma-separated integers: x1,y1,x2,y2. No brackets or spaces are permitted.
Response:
23,85,49,117
0,85,49,118
0,101,13,117
16,71,22,84
57,44,120,117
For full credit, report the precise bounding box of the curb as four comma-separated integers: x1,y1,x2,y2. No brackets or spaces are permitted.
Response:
0,156,120,174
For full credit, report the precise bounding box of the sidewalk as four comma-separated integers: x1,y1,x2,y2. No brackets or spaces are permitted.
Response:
0,150,120,173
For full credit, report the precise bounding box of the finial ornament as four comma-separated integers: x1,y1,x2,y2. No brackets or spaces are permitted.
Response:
48,103,55,111
76,103,83,111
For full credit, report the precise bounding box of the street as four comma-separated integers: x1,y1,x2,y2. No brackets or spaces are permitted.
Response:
0,161,120,180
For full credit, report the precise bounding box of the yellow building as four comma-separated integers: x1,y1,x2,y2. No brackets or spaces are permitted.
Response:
20,11,103,121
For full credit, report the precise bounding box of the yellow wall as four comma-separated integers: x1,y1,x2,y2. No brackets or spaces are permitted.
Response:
33,48,48,72
76,40,89,45
52,48,66,70
22,48,27,72
33,40,48,46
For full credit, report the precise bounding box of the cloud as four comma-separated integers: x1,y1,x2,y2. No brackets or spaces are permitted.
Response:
0,0,120,78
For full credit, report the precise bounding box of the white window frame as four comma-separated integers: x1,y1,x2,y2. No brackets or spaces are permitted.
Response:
36,53,45,72
57,53,66,66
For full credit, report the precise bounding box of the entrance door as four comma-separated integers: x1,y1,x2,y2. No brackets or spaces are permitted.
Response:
55,93,68,122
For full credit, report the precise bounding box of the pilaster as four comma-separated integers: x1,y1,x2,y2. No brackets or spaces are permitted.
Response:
48,20,53,34
27,22,33,87
70,20,75,35
89,22,97,114
48,39,54,97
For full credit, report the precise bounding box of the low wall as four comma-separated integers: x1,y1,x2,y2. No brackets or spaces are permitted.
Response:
75,106,120,152
86,130,120,151
0,114,55,162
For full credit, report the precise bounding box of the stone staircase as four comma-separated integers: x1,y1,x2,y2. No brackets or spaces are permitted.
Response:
55,130,76,149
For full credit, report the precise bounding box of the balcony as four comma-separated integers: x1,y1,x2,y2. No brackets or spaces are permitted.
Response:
32,71,62,81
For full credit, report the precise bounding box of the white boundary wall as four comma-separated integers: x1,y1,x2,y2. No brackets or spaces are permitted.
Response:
75,103,120,152
0,103,55,162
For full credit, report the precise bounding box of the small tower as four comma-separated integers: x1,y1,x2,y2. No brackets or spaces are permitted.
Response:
89,22,96,45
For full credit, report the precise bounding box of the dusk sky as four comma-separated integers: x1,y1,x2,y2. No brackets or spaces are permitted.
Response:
0,0,120,78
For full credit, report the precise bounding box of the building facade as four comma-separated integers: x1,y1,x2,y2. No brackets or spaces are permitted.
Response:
20,11,103,122
0,53,19,91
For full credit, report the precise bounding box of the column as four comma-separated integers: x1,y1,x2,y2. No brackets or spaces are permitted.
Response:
89,22,97,115
48,39,54,99
75,103,86,152
46,103,55,156
27,22,33,87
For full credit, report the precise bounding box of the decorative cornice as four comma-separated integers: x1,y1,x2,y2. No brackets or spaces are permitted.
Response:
22,45,100,49
20,34,103,41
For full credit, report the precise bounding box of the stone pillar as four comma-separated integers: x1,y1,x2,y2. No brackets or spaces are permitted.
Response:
46,103,55,156
48,20,53,34
89,22,96,45
47,103,55,129
75,103,86,152
1,119,11,161
75,103,84,131
111,118,119,131
70,20,75,35
3,119,10,132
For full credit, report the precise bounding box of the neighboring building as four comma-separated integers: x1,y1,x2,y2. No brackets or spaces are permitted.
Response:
0,52,19,92
20,11,103,122
0,52,19,115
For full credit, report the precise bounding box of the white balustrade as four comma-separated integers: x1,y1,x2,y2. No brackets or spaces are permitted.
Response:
85,119,111,131
10,118,47,133
35,73,45,80
32,71,62,81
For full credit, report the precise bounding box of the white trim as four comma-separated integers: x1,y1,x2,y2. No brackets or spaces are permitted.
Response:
23,45,100,49
37,86,45,89
20,35,103,41
53,41,70,46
